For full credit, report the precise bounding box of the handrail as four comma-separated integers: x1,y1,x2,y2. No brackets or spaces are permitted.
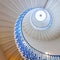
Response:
44,0,48,8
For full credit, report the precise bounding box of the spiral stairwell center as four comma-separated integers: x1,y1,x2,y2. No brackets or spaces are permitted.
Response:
0,0,60,60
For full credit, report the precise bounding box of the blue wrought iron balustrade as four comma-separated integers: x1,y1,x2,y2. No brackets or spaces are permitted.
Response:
14,8,60,60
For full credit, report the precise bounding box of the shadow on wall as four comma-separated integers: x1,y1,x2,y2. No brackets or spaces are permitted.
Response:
0,49,7,60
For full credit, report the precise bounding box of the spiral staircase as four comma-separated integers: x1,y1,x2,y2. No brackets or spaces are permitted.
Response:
0,0,60,60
